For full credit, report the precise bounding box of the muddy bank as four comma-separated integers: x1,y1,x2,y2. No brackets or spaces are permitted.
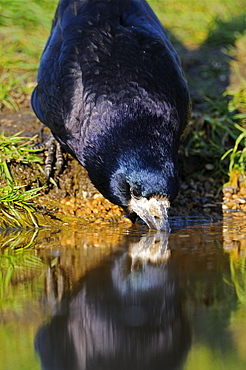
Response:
0,108,245,228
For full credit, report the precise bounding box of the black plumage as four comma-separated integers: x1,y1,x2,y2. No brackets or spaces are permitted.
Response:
31,0,191,230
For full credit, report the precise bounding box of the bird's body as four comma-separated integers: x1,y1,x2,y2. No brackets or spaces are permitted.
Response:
32,0,191,229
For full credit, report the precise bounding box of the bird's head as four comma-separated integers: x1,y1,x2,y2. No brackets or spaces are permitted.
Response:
84,111,182,230
110,156,179,231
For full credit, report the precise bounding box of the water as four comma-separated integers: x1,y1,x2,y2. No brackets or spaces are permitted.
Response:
0,217,246,369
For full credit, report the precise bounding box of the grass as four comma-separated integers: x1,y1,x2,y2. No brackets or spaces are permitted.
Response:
0,133,44,228
150,0,246,183
151,0,246,47
0,71,34,110
222,123,246,186
0,132,43,165
0,0,245,187
0,0,57,110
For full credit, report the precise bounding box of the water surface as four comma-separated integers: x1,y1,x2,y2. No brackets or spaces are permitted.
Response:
0,217,246,369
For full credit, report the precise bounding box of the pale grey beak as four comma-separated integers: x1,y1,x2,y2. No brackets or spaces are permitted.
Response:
129,196,170,231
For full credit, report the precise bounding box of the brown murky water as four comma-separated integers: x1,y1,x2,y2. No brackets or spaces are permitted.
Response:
0,216,246,370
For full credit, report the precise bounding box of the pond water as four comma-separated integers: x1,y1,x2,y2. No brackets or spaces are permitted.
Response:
0,217,246,370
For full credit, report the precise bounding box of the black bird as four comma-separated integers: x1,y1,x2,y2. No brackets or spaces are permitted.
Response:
31,0,191,230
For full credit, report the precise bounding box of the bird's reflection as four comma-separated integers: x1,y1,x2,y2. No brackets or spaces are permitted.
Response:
35,231,191,370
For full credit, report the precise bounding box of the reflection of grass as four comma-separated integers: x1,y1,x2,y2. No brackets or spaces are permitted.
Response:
223,227,246,306
0,252,43,312
0,233,44,368
0,324,41,370
224,254,246,305
186,342,245,370
0,229,44,312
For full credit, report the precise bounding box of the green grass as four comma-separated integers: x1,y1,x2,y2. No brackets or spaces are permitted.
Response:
0,0,57,70
0,0,245,184
0,0,57,110
0,132,43,166
222,123,246,185
151,0,246,47
0,71,34,110
0,184,43,228
151,0,246,183
0,133,44,228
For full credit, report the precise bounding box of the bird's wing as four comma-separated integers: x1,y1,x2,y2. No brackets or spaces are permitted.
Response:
31,0,187,150
120,0,181,66
31,0,129,130
31,1,88,147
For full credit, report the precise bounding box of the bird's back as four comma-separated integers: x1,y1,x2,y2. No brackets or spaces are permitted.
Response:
32,0,189,153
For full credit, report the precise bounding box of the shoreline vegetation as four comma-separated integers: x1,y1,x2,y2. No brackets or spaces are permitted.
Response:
0,0,246,228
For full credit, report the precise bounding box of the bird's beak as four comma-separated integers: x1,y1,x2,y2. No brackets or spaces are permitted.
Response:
129,196,170,231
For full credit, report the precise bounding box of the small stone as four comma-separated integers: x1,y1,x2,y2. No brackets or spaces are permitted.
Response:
203,203,217,208
240,187,246,196
204,193,214,198
81,191,88,198
76,209,85,216
204,181,212,191
93,193,102,199
94,218,102,224
223,191,233,199
237,198,246,204
180,183,189,190
222,185,237,195
205,163,214,170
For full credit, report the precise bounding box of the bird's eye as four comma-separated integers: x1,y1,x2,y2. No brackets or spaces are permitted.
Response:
131,187,142,199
